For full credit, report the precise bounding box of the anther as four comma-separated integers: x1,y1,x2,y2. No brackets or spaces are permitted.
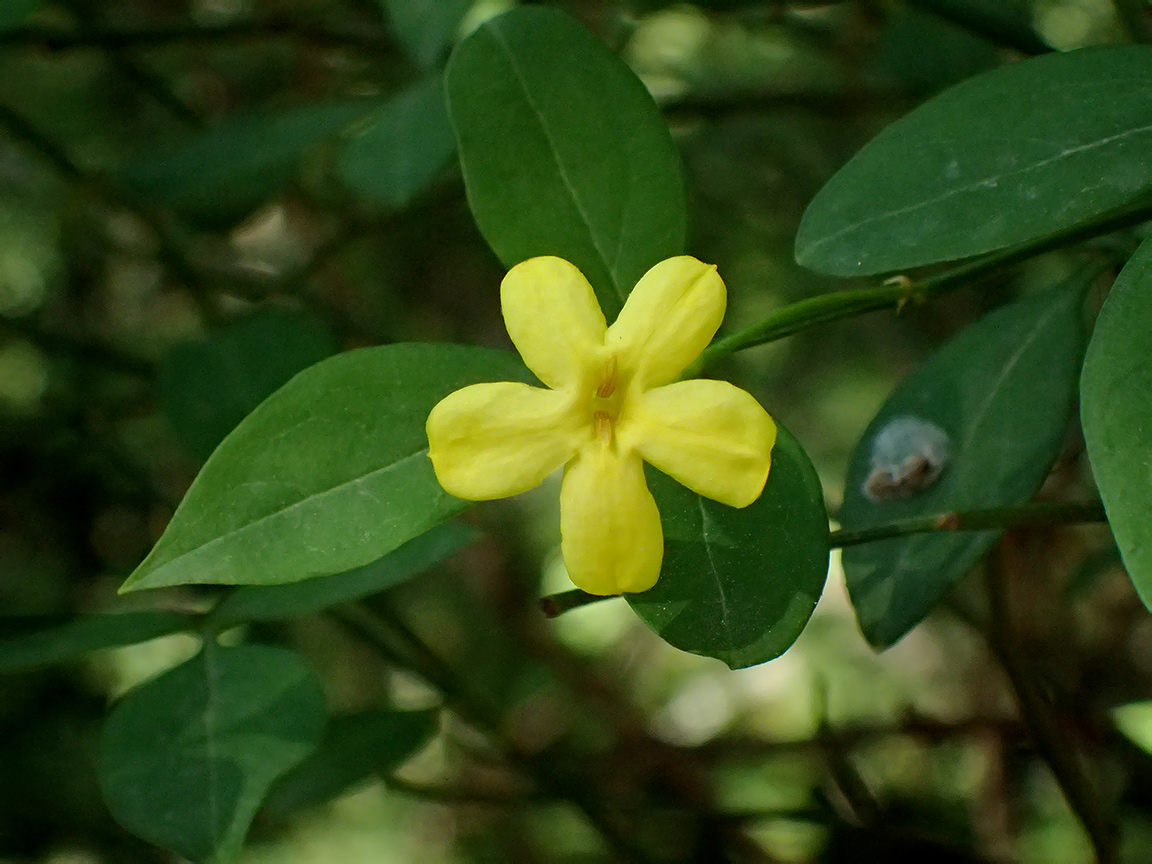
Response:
594,411,613,444
596,355,618,399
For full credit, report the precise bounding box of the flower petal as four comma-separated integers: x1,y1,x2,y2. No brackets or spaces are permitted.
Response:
560,445,663,595
501,257,607,390
626,379,776,508
427,382,582,500
607,256,725,388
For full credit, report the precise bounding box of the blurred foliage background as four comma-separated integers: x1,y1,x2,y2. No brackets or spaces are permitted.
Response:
1,0,1150,862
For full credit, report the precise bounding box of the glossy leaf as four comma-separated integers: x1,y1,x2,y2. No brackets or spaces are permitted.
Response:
796,45,1152,276
629,424,829,669
100,645,326,863
383,0,472,69
446,7,687,320
0,611,193,673
210,521,477,628
159,310,337,461
122,344,532,592
1082,239,1152,610
840,281,1087,648
334,75,456,210
263,709,438,814
121,100,375,226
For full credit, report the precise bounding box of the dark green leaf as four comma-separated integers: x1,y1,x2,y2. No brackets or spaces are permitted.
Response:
210,521,477,628
446,7,687,320
99,645,326,863
334,75,456,210
383,0,472,69
908,0,1049,55
629,424,829,669
840,280,1087,648
796,45,1152,276
0,0,41,32
0,611,194,673
122,344,531,592
121,100,375,226
263,709,438,814
159,310,337,461
1082,238,1152,610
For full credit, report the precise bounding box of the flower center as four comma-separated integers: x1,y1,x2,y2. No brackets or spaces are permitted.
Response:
591,354,622,446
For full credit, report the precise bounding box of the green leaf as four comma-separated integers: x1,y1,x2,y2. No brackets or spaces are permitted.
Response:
383,0,473,69
99,644,326,864
210,521,477,629
0,0,41,32
122,344,530,593
840,280,1088,648
0,611,193,673
446,7,687,320
263,709,438,814
1082,238,1152,611
629,424,829,669
159,310,337,461
121,99,376,226
796,45,1152,276
334,75,456,210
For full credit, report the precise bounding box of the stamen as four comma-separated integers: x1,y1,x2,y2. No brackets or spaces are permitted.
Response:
596,355,618,398
594,411,613,444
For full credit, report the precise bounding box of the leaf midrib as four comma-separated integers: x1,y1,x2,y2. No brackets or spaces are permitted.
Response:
804,121,1152,259
141,450,429,583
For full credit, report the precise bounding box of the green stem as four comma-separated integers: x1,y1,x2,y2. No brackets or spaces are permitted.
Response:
830,502,1107,548
688,203,1150,375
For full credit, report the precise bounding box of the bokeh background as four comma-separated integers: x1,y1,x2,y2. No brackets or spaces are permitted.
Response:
1,1,1149,862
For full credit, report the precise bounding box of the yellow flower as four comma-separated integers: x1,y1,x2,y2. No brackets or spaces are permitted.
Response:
426,256,776,596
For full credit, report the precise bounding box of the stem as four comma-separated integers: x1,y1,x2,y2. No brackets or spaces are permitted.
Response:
688,205,1149,375
983,547,1119,864
538,588,617,618
831,502,1107,548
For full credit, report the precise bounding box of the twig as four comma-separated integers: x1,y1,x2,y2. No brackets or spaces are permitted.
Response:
688,221,1137,374
831,502,1107,548
538,588,616,618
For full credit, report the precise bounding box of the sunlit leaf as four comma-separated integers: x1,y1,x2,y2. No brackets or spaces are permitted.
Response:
629,424,829,669
797,45,1152,276
1081,238,1152,610
99,645,326,863
122,344,531,592
446,6,686,319
840,278,1088,648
